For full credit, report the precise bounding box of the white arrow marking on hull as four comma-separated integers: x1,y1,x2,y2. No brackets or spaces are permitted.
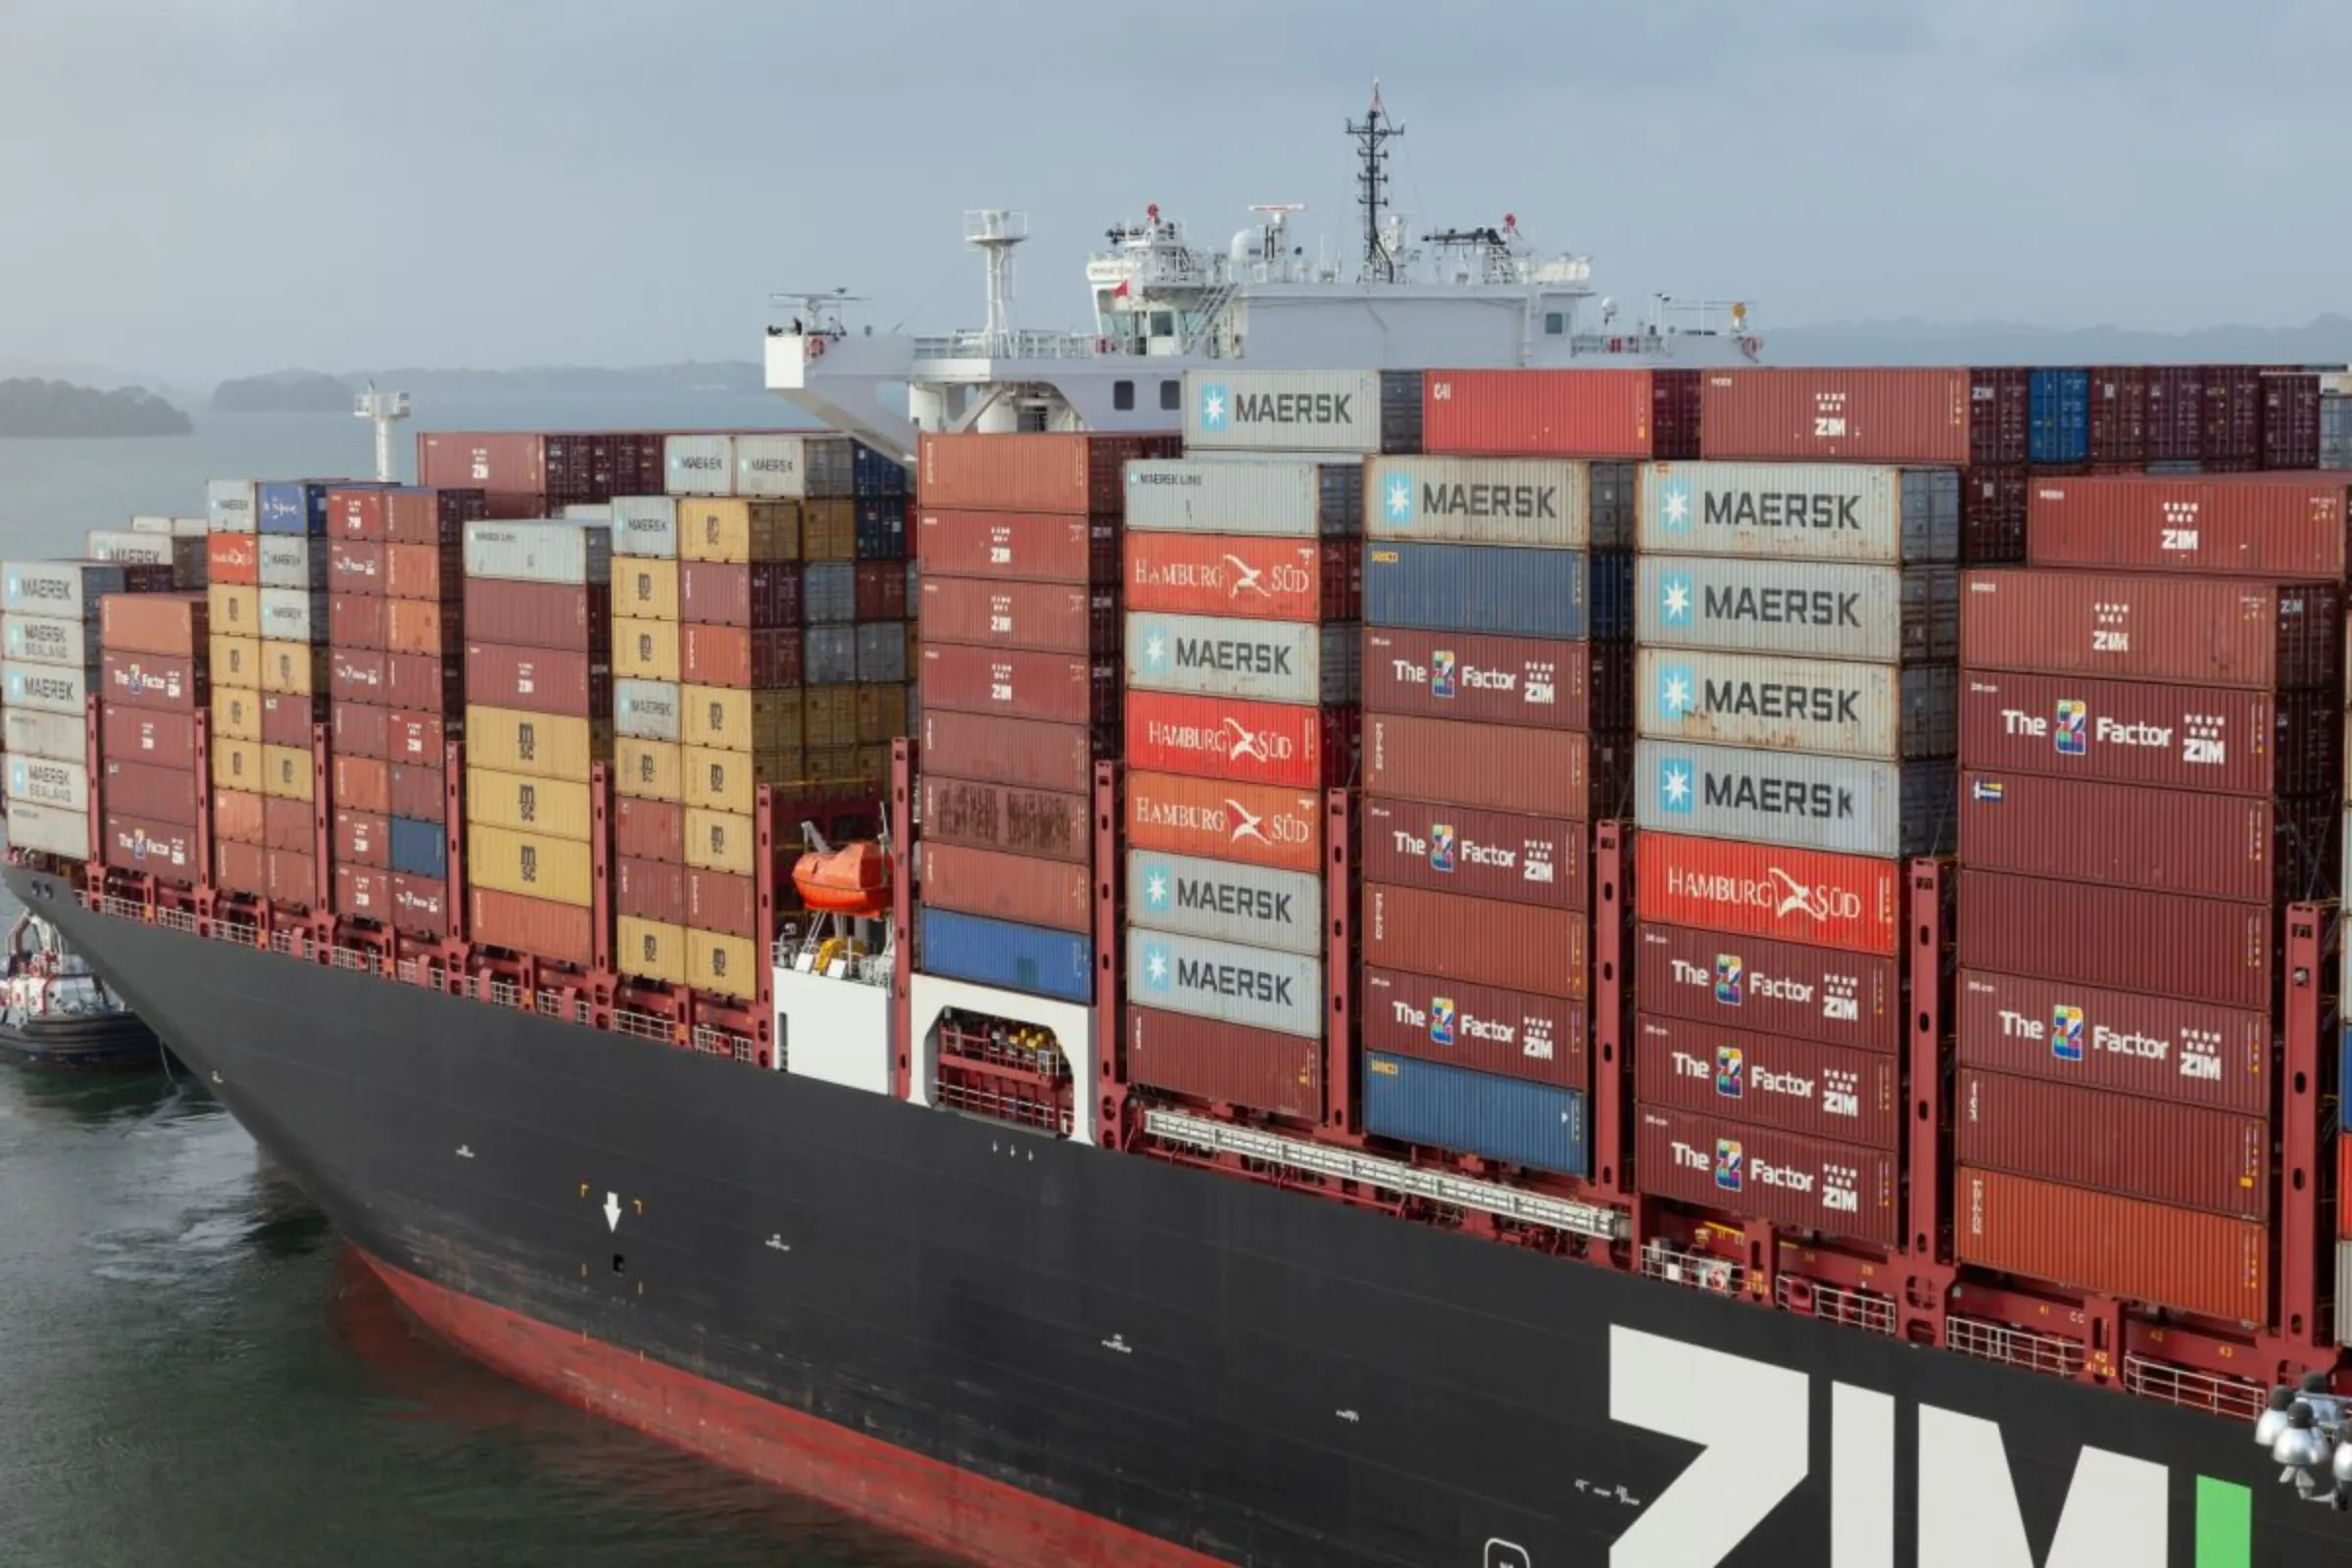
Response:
604,1192,622,1232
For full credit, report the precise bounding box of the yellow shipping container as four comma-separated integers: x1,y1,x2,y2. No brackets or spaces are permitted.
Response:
210,634,261,689
806,745,862,785
208,583,261,637
803,687,858,750
615,737,683,803
612,616,680,682
212,737,264,793
684,808,756,876
853,744,892,787
466,705,610,784
801,499,855,562
616,559,679,622
467,824,596,907
616,916,690,986
682,744,802,815
677,498,800,564
855,684,906,745
262,744,315,803
466,767,593,840
260,639,327,697
681,685,803,754
685,927,759,1000
213,687,263,743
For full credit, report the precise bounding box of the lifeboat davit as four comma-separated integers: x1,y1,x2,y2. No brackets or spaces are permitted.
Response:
793,841,891,918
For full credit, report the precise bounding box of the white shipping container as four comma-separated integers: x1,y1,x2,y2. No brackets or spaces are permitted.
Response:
3,613,96,669
562,504,614,521
257,535,329,590
733,434,810,498
1125,925,1323,1039
1637,557,1959,663
1182,368,1413,455
1634,739,1955,858
663,434,737,497
612,497,679,560
4,798,88,858
464,520,612,586
1124,612,1359,705
3,661,91,716
1635,648,1959,760
257,589,327,643
85,529,172,565
130,515,210,538
7,754,88,813
4,706,87,762
1364,456,1594,549
1637,462,1960,564
207,480,260,534
1124,848,1321,956
2,561,126,620
616,679,681,742
1123,458,1361,537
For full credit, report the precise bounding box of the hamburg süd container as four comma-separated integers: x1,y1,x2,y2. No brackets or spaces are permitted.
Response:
1636,461,1960,563
1360,456,1596,549
1418,368,1694,462
1957,869,2274,1011
916,906,1092,1004
4,614,95,669
1696,368,1975,466
1121,457,1366,538
1361,968,1589,1090
207,534,259,586
923,776,1088,864
1955,969,2269,1116
1635,924,1901,1054
1124,1007,1322,1122
1125,848,1320,956
1635,1015,1900,1150
2026,472,2352,578
1365,883,1587,1000
913,511,1119,586
1126,926,1322,1039
8,799,91,859
1123,534,1361,622
1638,558,1959,663
1960,769,2332,905
921,645,1119,730
1365,714,1599,820
1636,740,1954,858
1124,612,1359,706
1125,771,1322,875
1960,571,2340,690
919,578,1117,656
918,430,1179,514
1636,833,1904,956
4,561,131,619
1363,1054,1587,1178
1124,690,1355,790
1635,1105,1900,1248
1957,671,2336,798
1360,798,1586,911
920,842,1090,934
1364,542,1622,641
1360,628,1617,733
1636,648,1957,760
1178,368,1421,456
1955,1166,2268,1325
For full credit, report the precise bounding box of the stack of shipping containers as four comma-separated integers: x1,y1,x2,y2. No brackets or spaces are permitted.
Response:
95,583,209,882
612,494,690,989
6,562,159,862
1953,471,2344,1325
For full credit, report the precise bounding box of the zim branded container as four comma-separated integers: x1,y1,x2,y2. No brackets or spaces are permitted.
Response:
1363,542,1619,641
102,813,197,877
101,705,198,768
1123,1007,1322,1122
1177,370,1420,457
1635,1105,1900,1247
917,430,1179,513
1635,1014,1900,1150
1361,967,1589,1089
1955,1166,2267,1325
1124,534,1361,622
1419,368,1697,462
334,809,390,867
1124,612,1359,706
1955,969,2269,1115
1126,771,1321,874
1636,461,1960,563
1958,670,2336,798
1696,368,1976,466
1636,833,1903,956
919,710,1104,795
1955,1068,2268,1219
1361,456,1596,548
416,433,547,495
919,843,1090,933
328,539,385,594
2026,472,2352,578
1957,868,2274,1011
1365,882,1587,1000
1960,571,2340,690
1635,924,1902,1054
1366,714,1598,820
1127,922,1323,1038
1360,627,1619,733
1363,1054,1587,1178
1124,690,1355,791
922,645,1120,729
1635,648,1957,760
918,577,1117,656
465,642,613,721
1960,769,2331,905
913,510,1119,586
1360,798,1585,911
1637,557,1959,663
1636,741,1954,858
1125,848,1320,956
922,776,1088,864
916,906,1092,1004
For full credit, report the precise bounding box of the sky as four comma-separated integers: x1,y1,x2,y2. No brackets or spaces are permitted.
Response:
1,0,2343,381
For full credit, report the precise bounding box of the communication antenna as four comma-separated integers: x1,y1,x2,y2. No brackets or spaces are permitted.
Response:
1348,79,1404,283
353,381,411,483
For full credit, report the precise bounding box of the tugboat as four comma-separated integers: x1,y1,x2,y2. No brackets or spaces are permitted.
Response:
0,909,165,1071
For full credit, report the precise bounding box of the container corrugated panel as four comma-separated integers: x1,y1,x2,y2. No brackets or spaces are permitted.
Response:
920,578,1117,655
211,790,265,846
615,679,681,743
257,588,326,644
469,888,593,968
614,559,678,621
260,743,313,803
612,617,680,682
802,563,857,624
1955,969,2269,1114
465,643,613,722
1637,741,1954,858
260,693,317,751
1124,848,1319,956
330,701,388,760
333,757,389,815
2029,368,2091,465
4,662,91,716
1124,612,1358,706
207,479,260,534
678,499,803,565
102,813,196,876
922,645,1120,729
388,817,445,880
1360,798,1585,910
618,858,688,926
1635,1105,1900,1247
1636,1015,1899,1149
464,520,612,585
102,593,210,660
1958,868,2273,1010
923,842,1090,934
257,535,329,591
1958,671,2335,797
4,613,95,669
853,623,906,685
1366,882,1587,999
799,626,855,686
1360,628,1618,733
1123,1007,1322,1122
613,916,689,984
1361,968,1588,1089
207,534,259,586
611,497,678,559
1122,458,1365,538
1961,571,2340,689
732,434,821,499
1637,462,1960,563
679,744,802,814
1126,771,1322,874
1360,456,1592,548
1698,368,1973,465
803,689,859,750
1365,543,1617,640
1180,370,1419,455
1125,691,1354,790
464,580,612,655
1636,923,1901,1053
913,511,1119,585
466,824,594,906
1954,1166,2267,1324
327,540,384,596
916,906,1092,1003
334,810,389,868
678,562,802,629
100,760,194,825
1639,558,1959,663
614,799,681,862
465,707,610,784
920,711,1104,796
213,692,260,744
1636,649,1956,760
683,626,802,689
682,686,803,754
329,594,388,652
922,776,1088,864
1365,715,1596,819
7,707,88,762
256,481,336,538
663,435,736,497
8,799,88,858
917,431,1179,513
1419,370,1683,462
383,542,462,604
2028,471,2352,578
208,584,261,638
6,756,86,812
1636,834,1904,956
259,640,329,697
1365,1054,1586,1177
685,870,758,942
1124,534,1361,622
1962,770,2330,905
4,560,129,619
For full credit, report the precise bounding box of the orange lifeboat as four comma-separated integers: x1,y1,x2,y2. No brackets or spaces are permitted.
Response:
793,841,891,918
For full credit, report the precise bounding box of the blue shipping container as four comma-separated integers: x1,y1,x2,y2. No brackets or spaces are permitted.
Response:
2028,368,2090,466
388,816,447,880
1365,544,1631,640
1361,1053,1588,1177
257,480,341,537
855,498,906,562
917,906,1093,1004
853,443,908,497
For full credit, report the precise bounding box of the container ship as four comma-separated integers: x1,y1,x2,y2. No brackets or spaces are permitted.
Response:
17,102,2352,1568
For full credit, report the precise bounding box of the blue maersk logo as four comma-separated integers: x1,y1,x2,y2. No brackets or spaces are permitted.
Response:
1384,472,1415,527
1198,382,1228,431
1139,860,1173,915
1140,940,1173,992
1656,476,1694,533
1658,570,1694,626
1657,662,1696,719
1655,754,1695,813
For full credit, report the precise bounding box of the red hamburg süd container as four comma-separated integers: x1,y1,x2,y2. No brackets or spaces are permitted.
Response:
331,701,389,761
919,775,1089,863
917,842,1090,933
462,579,610,654
1359,797,1586,910
616,857,688,925
212,791,265,846
1634,924,1902,1054
335,863,392,921
1960,770,2331,905
100,706,198,769
1364,713,1596,818
101,760,198,825
328,540,386,595
469,888,593,968
922,644,1121,729
1365,882,1587,999
101,651,206,712
1698,368,1974,466
678,562,802,628
465,642,613,720
264,796,311,854
920,710,1106,796
100,592,209,658
416,432,548,495
1124,534,1361,623
386,711,449,767
2025,473,2352,578
386,598,461,660
913,510,1120,586
915,430,1178,514
1635,1015,1899,1150
917,578,1119,655
268,848,319,907
335,756,390,815
260,693,318,751
1124,690,1354,790
207,533,260,587
1360,628,1619,733
616,798,684,864
104,814,198,879
215,838,268,897
680,625,801,689
329,593,388,651
387,653,463,714
334,809,390,868
329,650,387,705
1126,771,1321,874
1954,1069,2267,1219
1420,368,1700,459
388,761,445,823
1361,967,1589,1089
1958,869,2273,1010
1954,969,2270,1115
1960,571,2340,690
1125,1006,1322,1122
685,869,758,941
384,541,464,602
1636,1105,1900,1248
854,561,906,621
1635,834,1903,956
1955,1166,2267,1325
1957,670,2337,798
388,873,452,938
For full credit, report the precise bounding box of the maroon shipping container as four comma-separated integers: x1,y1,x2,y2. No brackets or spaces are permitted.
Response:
331,701,389,760
479,491,547,521
1957,669,2337,798
330,593,388,651
268,848,319,907
2025,472,2352,578
335,863,393,922
685,869,758,941
616,798,684,864
1635,1105,1900,1248
1960,571,2340,690
1124,690,1356,791
917,577,1119,655
212,792,264,846
2201,366,2262,466
1961,466,2029,565
335,756,390,815
679,625,801,689
1419,368,1698,459
388,762,445,823
214,838,268,897
385,541,465,602
919,775,1089,863
100,650,206,712
1697,368,1974,465
462,579,612,655
1635,1015,1899,1150
387,653,463,714
100,706,198,769
99,592,208,659
101,759,198,825
678,562,803,628
1360,628,1624,734
1955,969,2270,1115
386,711,449,768
1124,534,1361,623
616,857,688,925
1960,769,2332,905
416,432,548,495
1954,1166,2267,1325
918,842,1090,934
1634,924,1903,1054
916,431,1178,514
465,642,613,720
1124,1006,1322,1122
264,796,312,854
469,888,594,968
329,650,388,705
923,644,1121,729
1955,1069,2267,1220
1958,868,2274,1010
2262,372,2322,470
1358,797,1585,910
328,540,386,596
1969,367,2031,469
2145,366,2206,464
389,873,452,939
2087,367,2148,467
334,809,391,868
1361,967,1589,1090
260,692,318,751
1364,713,1596,818
1365,883,1587,1000
913,510,1120,586
854,562,906,622
918,710,1106,796
103,814,196,879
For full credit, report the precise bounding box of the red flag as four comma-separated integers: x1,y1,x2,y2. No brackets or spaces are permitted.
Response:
1111,278,1131,300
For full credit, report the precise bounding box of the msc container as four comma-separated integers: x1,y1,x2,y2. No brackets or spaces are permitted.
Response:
1124,690,1353,790
469,887,593,968
1126,926,1321,1038
1637,648,1955,760
678,561,802,628
465,643,612,721
259,640,329,697
1364,1054,1586,1177
1364,542,1615,640
612,558,678,621
256,535,329,591
1697,368,1975,465
1958,869,2274,1011
1636,834,1903,956
102,706,199,769
914,510,1119,585
1961,770,2328,905
1954,1167,2266,1325
1359,456,1594,548
4,662,91,716
1124,848,1319,956
1961,571,2339,690
921,645,1119,729
1123,534,1360,622
465,707,609,784
1124,612,1358,706
466,768,592,840
1638,558,1959,663
256,481,335,537
921,842,1090,933
1123,1007,1322,1122
662,434,736,497
207,479,260,533
101,813,197,876
1365,882,1586,999
3,614,95,669
1957,671,2335,798
919,710,1103,796
1179,369,1420,456
464,520,612,585
611,496,678,559
1636,1015,1900,1150
922,776,1087,863
613,914,688,983
1636,923,1901,1053
916,906,1092,1003
1955,970,2269,1115
1636,1106,1900,1247
1957,1068,2268,1219
7,706,89,762
467,824,594,906
1360,628,1614,732
917,431,1179,513
208,583,261,638
6,755,86,812
612,739,683,804
1360,798,1585,911
677,498,802,564
2028,472,2352,579
682,686,804,754
1637,741,1952,858
463,580,612,654
256,588,325,643
1419,368,1694,461
2266,372,2323,470
803,687,859,749
4,561,128,619
615,679,681,743
1362,968,1589,1089
1636,462,1960,563
1365,715,1595,818
1127,770,1321,874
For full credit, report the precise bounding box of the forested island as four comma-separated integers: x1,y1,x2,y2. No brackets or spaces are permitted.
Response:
0,379,192,437
211,369,352,413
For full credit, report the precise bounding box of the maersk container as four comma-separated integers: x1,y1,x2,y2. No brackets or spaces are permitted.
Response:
4,561,127,620
5,798,87,858
5,706,87,763
615,679,681,743
2029,368,2091,465
1123,458,1366,537
1123,612,1358,706
1365,542,1628,641
1635,740,1954,858
4,662,90,717
258,589,327,644
663,434,737,497
1637,557,1959,663
465,521,613,586
917,906,1092,1004
733,434,813,499
1361,456,1594,549
612,497,678,559
3,614,96,670
388,816,448,881
207,479,260,534
1126,926,1322,1039
1180,368,1422,455
1635,648,1957,760
1125,848,1321,956
1635,462,1959,564
1362,1054,1587,1178
257,535,329,591
256,481,334,536
6,755,87,813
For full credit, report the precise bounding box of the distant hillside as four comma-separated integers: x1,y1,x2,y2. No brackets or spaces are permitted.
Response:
213,369,352,413
355,361,767,396
0,379,191,438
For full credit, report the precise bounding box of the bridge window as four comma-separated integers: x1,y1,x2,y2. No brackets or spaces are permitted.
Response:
1544,312,1567,335
1160,379,1180,411
1112,379,1136,412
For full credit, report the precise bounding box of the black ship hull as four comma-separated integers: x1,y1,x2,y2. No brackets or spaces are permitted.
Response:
17,864,2349,1568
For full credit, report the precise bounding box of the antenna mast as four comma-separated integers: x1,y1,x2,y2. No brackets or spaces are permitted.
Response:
1347,79,1404,283
353,381,411,484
